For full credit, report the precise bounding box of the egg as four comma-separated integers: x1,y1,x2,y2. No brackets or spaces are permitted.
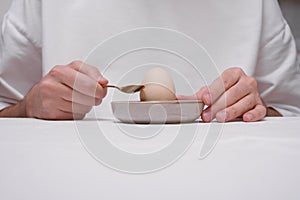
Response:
140,67,176,101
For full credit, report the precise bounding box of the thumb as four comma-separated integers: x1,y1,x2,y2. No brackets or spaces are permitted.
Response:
98,74,109,86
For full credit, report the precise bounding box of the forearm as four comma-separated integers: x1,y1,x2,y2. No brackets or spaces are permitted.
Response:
0,100,27,118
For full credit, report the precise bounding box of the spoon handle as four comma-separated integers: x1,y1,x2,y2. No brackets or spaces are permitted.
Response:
103,84,144,93
104,85,120,89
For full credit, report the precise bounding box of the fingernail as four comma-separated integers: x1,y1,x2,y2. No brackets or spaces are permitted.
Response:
216,111,227,122
202,111,212,122
244,113,253,121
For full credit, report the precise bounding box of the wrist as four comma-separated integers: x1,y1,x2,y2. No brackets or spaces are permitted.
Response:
0,99,28,118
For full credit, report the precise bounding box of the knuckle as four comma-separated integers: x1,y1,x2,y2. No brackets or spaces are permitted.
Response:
49,66,62,77
221,67,245,89
228,106,239,118
247,76,258,88
70,60,83,67
231,67,244,77
224,67,244,78
220,73,230,88
222,69,230,79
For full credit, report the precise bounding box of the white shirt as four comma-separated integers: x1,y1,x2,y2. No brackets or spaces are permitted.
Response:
1,0,300,118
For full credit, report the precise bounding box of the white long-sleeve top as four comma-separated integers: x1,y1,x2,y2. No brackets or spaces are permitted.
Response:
1,0,300,118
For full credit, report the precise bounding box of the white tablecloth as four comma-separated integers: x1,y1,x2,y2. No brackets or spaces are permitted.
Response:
1,117,300,200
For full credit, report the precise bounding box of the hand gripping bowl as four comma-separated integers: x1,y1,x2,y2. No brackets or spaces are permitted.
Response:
111,100,204,124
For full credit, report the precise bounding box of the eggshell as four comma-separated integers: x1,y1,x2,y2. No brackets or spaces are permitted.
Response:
140,67,176,101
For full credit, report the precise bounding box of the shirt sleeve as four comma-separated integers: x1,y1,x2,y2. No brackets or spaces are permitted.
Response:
255,0,300,116
0,0,42,110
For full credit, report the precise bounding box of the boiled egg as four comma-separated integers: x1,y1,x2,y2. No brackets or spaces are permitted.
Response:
140,67,176,101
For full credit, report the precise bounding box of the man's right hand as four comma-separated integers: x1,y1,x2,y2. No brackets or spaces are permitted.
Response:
0,61,108,120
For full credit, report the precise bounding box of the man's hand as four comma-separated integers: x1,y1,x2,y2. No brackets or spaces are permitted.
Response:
179,67,280,122
0,61,108,120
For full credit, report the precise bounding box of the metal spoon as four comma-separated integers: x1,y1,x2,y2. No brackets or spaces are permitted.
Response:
104,84,145,94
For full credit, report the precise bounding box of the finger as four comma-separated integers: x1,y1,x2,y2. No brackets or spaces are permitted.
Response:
201,107,213,122
68,60,108,83
190,86,208,101
71,74,107,99
69,61,109,93
49,80,102,106
204,68,245,105
243,104,266,122
63,86,103,106
98,76,109,86
50,66,106,99
204,77,253,119
57,99,93,115
215,93,258,122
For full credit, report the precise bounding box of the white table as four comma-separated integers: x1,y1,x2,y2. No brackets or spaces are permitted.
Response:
1,117,300,200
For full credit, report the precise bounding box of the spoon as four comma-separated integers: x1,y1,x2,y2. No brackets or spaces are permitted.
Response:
104,84,145,94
